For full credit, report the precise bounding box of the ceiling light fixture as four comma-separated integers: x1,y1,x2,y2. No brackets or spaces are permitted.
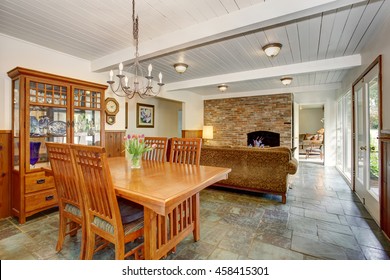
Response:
107,0,164,99
174,63,188,74
218,84,228,92
280,77,293,86
262,43,282,57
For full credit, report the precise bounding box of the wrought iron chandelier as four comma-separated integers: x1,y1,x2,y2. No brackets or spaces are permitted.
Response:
107,0,164,99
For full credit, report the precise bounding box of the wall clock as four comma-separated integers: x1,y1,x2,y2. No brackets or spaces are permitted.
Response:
105,97,119,116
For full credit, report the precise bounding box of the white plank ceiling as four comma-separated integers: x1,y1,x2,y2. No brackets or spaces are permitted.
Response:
0,0,387,97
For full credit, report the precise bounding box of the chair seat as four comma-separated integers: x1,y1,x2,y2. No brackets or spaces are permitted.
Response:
93,216,144,235
64,203,82,217
118,197,144,223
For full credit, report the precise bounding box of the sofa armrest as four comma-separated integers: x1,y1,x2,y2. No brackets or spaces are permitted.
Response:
287,158,298,175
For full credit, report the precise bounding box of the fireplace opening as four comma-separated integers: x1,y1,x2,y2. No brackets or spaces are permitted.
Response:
247,131,280,147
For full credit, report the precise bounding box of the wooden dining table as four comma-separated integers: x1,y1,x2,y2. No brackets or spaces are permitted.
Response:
107,157,231,260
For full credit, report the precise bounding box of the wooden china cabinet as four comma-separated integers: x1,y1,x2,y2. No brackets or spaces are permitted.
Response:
7,67,107,223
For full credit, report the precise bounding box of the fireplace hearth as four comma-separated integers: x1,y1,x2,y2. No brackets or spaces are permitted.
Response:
247,131,280,147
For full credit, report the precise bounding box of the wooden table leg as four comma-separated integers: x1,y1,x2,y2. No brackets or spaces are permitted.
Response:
192,193,200,241
143,207,157,260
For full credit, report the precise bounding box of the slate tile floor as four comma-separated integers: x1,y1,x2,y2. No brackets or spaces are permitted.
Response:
1,162,390,260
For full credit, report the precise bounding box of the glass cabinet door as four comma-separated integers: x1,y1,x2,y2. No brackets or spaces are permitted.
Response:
27,80,68,172
73,87,102,146
13,79,20,171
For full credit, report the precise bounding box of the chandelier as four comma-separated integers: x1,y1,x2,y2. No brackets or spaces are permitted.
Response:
107,0,164,99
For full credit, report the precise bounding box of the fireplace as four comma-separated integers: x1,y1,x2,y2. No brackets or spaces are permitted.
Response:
247,131,280,147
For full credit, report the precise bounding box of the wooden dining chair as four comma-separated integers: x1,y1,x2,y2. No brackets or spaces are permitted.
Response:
70,144,144,260
169,137,202,166
167,137,202,255
45,142,86,259
143,137,168,162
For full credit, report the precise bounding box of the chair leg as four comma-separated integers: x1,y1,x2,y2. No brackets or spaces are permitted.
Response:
85,231,96,260
115,242,125,260
79,226,86,260
281,194,286,204
56,215,66,252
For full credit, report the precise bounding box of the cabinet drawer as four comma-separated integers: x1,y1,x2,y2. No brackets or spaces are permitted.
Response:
25,188,58,212
25,172,54,193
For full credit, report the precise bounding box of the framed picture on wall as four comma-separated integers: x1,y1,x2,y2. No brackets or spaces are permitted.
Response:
136,103,154,128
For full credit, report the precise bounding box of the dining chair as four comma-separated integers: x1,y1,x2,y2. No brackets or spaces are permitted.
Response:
169,137,202,166
143,136,168,162
167,137,202,255
45,142,86,259
70,144,144,260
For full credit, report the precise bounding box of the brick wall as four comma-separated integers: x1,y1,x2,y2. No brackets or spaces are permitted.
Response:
204,93,292,147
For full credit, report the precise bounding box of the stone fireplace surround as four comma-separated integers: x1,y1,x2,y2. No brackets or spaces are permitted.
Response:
204,93,292,148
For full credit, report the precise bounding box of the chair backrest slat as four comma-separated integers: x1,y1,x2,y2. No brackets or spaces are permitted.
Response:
169,138,202,166
46,142,82,209
143,137,168,162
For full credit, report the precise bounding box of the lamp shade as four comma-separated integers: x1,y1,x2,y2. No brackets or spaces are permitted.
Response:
174,63,188,74
202,125,213,140
262,43,282,57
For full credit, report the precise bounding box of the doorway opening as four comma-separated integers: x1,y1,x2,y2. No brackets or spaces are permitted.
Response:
298,104,325,164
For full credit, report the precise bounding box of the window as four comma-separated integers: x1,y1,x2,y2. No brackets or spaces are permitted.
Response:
336,90,352,182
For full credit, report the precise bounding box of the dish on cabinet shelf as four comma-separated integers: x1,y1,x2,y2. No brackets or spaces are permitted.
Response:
47,121,67,136
30,116,39,134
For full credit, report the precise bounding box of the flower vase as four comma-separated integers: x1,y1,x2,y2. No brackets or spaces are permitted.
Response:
129,153,142,169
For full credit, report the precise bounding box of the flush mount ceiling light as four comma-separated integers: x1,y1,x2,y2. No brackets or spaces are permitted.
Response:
262,43,282,57
173,63,188,74
280,77,293,85
218,84,228,92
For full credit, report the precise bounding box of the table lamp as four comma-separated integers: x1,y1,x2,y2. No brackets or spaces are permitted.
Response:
202,126,213,144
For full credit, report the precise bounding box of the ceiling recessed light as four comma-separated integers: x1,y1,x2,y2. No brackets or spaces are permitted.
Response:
262,43,282,57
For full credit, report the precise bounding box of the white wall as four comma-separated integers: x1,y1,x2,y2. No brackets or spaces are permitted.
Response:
0,34,204,135
157,98,182,137
299,108,324,134
160,90,204,130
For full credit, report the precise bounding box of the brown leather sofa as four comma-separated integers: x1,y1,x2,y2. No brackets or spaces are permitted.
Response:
200,146,298,203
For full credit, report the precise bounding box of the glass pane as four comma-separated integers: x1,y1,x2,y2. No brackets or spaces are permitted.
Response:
29,80,67,106
336,99,343,169
13,79,20,170
73,109,101,146
28,106,67,171
344,91,352,179
355,86,365,185
368,76,379,199
73,88,102,109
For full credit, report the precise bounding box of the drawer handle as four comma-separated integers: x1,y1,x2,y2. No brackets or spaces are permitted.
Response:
45,195,54,201
37,179,46,184
1,172,5,177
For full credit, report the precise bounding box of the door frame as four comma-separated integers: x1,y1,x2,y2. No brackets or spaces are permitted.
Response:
352,55,382,224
